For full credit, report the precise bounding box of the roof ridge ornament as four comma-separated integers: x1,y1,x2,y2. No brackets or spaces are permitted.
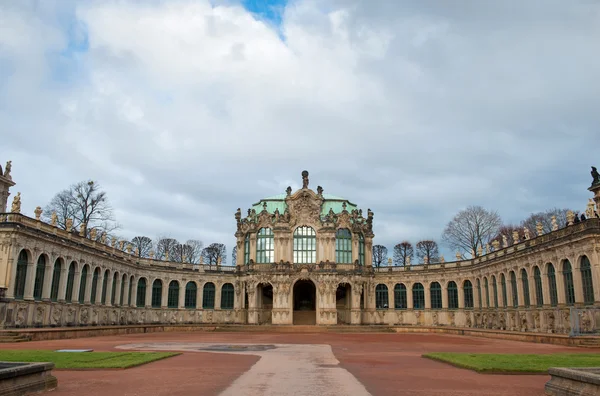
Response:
302,170,309,189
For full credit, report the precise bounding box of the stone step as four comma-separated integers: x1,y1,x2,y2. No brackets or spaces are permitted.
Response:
212,324,396,333
0,333,31,343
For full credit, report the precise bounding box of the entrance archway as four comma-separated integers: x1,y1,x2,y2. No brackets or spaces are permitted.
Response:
336,284,352,324
293,280,316,325
257,283,273,324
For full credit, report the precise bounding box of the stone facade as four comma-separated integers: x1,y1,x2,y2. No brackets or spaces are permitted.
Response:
0,167,599,332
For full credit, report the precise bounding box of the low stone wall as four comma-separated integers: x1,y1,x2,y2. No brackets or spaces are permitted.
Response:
0,362,57,396
545,367,600,396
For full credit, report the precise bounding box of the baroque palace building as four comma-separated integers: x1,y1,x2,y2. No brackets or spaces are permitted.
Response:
0,164,599,333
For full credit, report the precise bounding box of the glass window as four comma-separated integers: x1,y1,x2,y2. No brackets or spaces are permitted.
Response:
563,260,575,306
376,284,389,309
534,266,543,307
91,268,100,304
168,281,179,308
185,282,197,309
65,262,76,303
547,263,558,307
13,250,28,300
136,278,146,307
293,226,316,264
581,256,595,305
521,269,530,307
464,280,473,309
152,279,162,308
256,228,274,263
510,271,518,307
50,259,62,302
394,283,407,309
335,228,352,264
358,234,365,265
203,282,215,309
430,282,442,309
243,234,250,265
33,255,46,301
448,281,458,309
492,275,498,308
78,265,88,303
221,283,234,309
501,274,508,308
412,283,425,310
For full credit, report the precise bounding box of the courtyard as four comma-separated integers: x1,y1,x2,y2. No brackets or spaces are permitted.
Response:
0,331,593,395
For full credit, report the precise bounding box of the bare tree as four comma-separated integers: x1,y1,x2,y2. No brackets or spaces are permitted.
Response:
201,243,227,265
231,249,237,266
42,180,119,236
521,208,573,234
442,206,502,258
131,236,153,258
393,241,413,266
493,224,524,246
155,237,179,261
173,240,204,263
416,240,439,263
372,245,388,268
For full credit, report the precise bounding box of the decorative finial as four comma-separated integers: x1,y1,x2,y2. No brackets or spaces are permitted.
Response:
262,201,267,211
34,206,42,220
51,211,57,226
302,170,309,189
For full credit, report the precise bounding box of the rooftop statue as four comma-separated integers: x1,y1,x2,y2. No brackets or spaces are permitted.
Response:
302,170,309,189
3,160,12,180
11,192,21,213
592,166,600,187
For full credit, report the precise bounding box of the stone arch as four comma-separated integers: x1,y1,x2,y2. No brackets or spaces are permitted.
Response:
292,278,317,325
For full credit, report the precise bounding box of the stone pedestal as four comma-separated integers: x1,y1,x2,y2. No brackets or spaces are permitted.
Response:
0,173,15,213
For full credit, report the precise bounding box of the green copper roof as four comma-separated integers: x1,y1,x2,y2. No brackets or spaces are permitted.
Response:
251,192,357,216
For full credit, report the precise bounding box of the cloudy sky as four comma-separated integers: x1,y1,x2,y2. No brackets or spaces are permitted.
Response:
1,0,599,261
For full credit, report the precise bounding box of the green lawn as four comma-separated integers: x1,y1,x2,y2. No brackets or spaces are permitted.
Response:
0,350,179,369
423,352,600,373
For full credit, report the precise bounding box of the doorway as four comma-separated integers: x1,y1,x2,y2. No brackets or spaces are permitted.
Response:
293,280,316,325
257,283,273,324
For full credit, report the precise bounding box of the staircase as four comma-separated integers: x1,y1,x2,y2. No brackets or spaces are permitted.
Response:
0,332,31,343
577,338,600,348
293,311,316,325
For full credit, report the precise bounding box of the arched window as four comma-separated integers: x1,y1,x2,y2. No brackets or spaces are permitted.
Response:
430,282,442,309
500,274,507,308
33,255,46,301
464,280,474,309
580,256,595,305
563,260,575,306
448,281,459,309
151,279,162,308
168,281,179,308
547,263,558,307
484,277,490,308
111,272,118,305
358,234,365,265
293,226,316,264
78,265,88,303
185,282,197,309
510,271,518,307
413,283,425,310
521,269,530,307
128,275,135,306
90,268,100,304
65,262,76,303
101,270,109,304
491,275,498,308
136,278,146,307
476,279,482,308
534,266,543,307
203,282,215,309
13,250,28,300
375,284,389,309
120,274,126,306
335,228,352,264
50,259,62,302
221,283,234,310
394,283,407,309
256,228,274,263
243,234,250,265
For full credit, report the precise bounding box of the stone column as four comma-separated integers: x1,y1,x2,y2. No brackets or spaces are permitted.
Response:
197,283,203,310
572,257,585,304
122,277,130,307
161,281,169,308
94,272,104,305
528,271,537,307
114,275,122,306
145,281,152,308
249,234,257,264
516,273,525,307
215,283,222,309
473,281,480,309
105,273,113,307
178,282,186,309
129,277,138,307
541,267,551,306
442,285,448,309
71,269,81,304
458,284,465,308
556,270,567,305
5,248,19,299
41,262,53,300
23,260,35,301
407,283,413,310
57,265,68,302
424,284,431,310
84,271,93,304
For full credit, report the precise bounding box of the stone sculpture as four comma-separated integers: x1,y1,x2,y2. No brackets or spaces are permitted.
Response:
536,222,543,236
551,215,558,231
10,192,21,213
51,211,58,226
66,218,73,232
523,227,530,240
3,160,12,179
34,206,42,220
302,170,309,188
591,166,600,186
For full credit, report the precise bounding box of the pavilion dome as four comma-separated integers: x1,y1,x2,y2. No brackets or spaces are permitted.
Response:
251,192,358,217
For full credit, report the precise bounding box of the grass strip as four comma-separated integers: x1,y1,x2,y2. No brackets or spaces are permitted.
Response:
0,350,179,369
423,352,600,374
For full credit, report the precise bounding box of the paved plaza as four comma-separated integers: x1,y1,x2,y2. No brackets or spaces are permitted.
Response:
0,331,589,395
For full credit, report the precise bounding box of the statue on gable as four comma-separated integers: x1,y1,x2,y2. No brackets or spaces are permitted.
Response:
551,215,558,231
10,192,21,213
3,161,12,180
302,170,309,189
235,208,241,224
262,201,267,212
591,166,600,187
523,227,531,240
51,211,58,226
317,186,323,196
274,207,280,222
283,207,291,222
286,186,292,196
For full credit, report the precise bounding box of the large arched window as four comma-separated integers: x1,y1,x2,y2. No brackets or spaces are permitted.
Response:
533,266,543,307
50,259,62,302
13,250,28,300
256,228,274,263
111,272,118,305
243,234,250,265
413,283,425,310
101,269,109,305
448,281,459,309
65,262,76,303
509,271,518,307
33,255,46,301
151,279,163,308
394,283,407,309
430,282,442,309
185,282,197,309
136,278,146,307
581,256,595,305
221,283,234,310
463,280,474,309
358,234,365,266
491,275,498,308
91,268,100,304
293,226,316,264
521,269,530,307
476,279,482,309
168,281,179,308
563,260,575,306
547,263,558,307
375,284,389,309
78,265,88,304
203,282,215,309
335,229,352,264
500,274,507,308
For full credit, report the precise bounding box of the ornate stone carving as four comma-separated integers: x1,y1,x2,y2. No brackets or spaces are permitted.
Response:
551,215,558,231
3,160,12,179
536,222,544,236
10,192,21,213
34,206,42,220
90,228,97,241
51,211,58,226
66,218,73,232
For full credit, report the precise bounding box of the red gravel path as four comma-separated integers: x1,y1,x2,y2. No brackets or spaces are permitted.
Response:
0,331,587,396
